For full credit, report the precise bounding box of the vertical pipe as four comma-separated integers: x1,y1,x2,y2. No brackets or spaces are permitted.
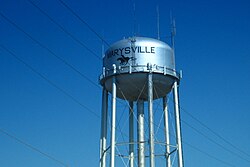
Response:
163,96,171,167
100,89,108,167
173,81,184,167
137,100,145,167
148,73,155,167
100,100,104,167
129,101,134,167
110,76,117,167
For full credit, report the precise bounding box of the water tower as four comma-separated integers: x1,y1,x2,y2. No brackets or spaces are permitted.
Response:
99,36,183,167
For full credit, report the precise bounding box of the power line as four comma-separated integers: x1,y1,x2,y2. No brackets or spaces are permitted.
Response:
0,6,131,139
27,0,145,101
145,86,243,166
146,104,237,167
27,0,101,61
166,92,250,163
0,128,69,167
0,8,127,103
140,100,237,167
181,107,250,159
0,11,100,89
57,0,110,47
183,141,236,167
0,44,131,159
181,119,250,163
0,45,100,119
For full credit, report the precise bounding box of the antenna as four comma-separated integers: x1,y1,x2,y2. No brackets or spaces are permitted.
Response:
133,2,136,36
170,14,176,49
157,5,160,40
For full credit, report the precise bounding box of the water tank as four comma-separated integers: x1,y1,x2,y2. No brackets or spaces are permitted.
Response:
100,37,179,101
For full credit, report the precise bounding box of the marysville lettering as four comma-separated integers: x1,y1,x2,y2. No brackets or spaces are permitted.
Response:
107,46,155,58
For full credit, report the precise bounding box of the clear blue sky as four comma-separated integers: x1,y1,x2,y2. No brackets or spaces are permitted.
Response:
0,0,250,167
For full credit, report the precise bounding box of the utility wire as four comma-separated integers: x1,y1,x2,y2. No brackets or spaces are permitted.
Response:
27,0,101,61
0,128,69,167
169,81,250,160
0,8,131,138
167,93,250,163
149,79,248,166
1,44,136,162
148,117,237,167
0,5,129,111
148,104,237,167
181,119,250,163
1,43,132,161
0,11,100,89
183,141,236,167
181,107,250,158
150,85,245,166
57,0,110,47
0,45,100,119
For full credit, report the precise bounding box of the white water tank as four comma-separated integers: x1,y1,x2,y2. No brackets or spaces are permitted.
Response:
100,37,179,101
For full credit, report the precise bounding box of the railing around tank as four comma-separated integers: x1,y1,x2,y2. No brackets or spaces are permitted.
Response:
99,63,181,83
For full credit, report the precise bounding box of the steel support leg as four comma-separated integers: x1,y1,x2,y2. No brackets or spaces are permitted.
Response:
173,81,184,167
100,89,108,167
129,101,134,167
137,100,145,167
110,76,117,167
148,73,155,167
163,96,171,167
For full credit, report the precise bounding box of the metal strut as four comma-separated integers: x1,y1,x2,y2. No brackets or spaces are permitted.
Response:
173,81,184,167
137,100,145,167
129,101,134,167
163,96,171,167
100,88,108,167
110,76,117,167
148,72,155,167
